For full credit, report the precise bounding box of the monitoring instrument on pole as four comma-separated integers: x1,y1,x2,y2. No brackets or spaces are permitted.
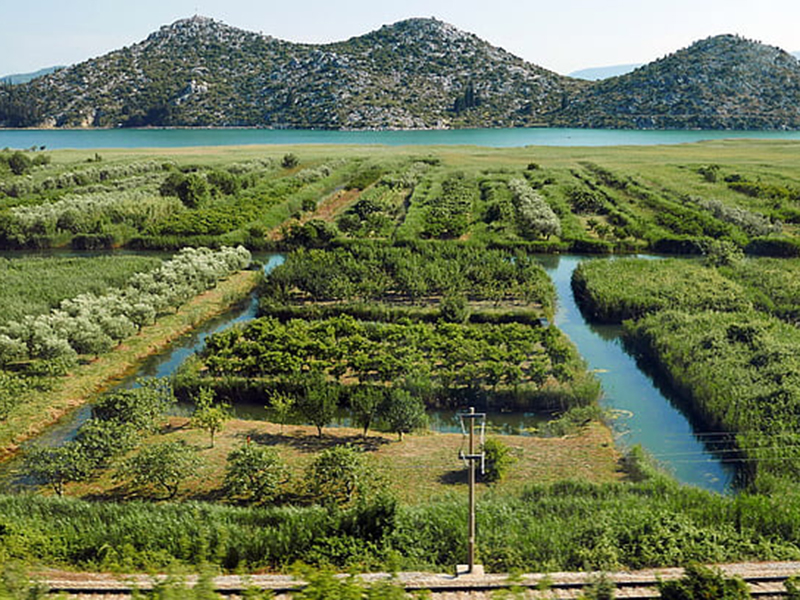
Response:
457,407,486,576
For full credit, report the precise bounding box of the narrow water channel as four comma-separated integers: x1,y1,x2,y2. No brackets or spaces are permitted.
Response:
538,254,736,493
1,252,736,494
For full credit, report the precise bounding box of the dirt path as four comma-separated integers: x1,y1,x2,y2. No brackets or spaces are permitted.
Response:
267,188,360,241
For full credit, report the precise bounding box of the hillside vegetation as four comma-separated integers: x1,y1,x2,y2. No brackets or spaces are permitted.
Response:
0,17,581,129
3,18,800,129
555,34,800,129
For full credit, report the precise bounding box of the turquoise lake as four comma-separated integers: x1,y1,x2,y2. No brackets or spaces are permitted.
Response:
3,127,800,149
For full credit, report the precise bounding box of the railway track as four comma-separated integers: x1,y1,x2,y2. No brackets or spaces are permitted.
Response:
34,561,800,598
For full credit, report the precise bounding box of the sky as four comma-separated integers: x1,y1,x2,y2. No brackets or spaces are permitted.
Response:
2,0,799,77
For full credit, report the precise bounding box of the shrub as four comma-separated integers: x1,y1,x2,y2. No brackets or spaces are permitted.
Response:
580,574,616,600
305,445,379,507
657,563,750,600
481,438,516,483
439,291,469,323
224,443,289,504
281,153,299,169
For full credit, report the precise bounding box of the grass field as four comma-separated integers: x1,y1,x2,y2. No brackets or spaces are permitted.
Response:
64,416,622,504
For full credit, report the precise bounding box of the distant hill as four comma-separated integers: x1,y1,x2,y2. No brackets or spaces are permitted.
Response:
554,34,800,129
569,64,641,81
2,20,800,130
0,66,64,85
0,16,582,129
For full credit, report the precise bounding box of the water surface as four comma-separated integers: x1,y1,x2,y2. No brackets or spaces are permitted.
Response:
4,127,800,149
538,254,736,493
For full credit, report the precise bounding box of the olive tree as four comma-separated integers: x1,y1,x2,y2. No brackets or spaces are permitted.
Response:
190,387,231,448
223,442,288,504
379,388,427,441
115,441,200,499
22,443,93,496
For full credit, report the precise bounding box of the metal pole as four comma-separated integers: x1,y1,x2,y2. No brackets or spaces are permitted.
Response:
468,406,476,573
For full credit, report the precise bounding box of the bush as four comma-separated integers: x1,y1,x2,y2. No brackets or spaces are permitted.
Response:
746,236,800,257
281,153,299,169
657,563,750,600
439,291,468,323
580,574,616,600
305,445,379,507
7,151,32,176
481,438,516,483
224,442,289,504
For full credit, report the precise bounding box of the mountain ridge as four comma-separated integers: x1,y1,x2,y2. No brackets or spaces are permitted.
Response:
0,16,583,130
2,18,800,130
553,34,800,129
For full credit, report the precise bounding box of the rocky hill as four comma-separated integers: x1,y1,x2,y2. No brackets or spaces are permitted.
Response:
554,34,800,129
3,20,800,130
0,16,582,129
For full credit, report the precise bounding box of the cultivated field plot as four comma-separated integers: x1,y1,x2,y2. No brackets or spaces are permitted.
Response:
5,142,800,577
2,141,800,254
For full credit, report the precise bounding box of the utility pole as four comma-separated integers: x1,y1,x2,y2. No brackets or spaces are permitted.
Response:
458,407,485,576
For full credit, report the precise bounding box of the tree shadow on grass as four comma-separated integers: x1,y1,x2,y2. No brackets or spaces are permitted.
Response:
236,429,392,454
439,468,468,485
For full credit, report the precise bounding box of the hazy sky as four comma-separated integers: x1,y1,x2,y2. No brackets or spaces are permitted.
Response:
2,0,799,77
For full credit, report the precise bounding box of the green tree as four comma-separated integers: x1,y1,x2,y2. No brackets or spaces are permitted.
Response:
296,370,339,437
267,390,295,434
190,387,231,448
92,378,175,432
301,197,317,213
160,171,209,208
115,441,201,499
440,291,469,323
379,388,427,441
179,173,210,208
74,419,139,468
22,443,93,496
281,153,299,169
349,386,384,437
223,442,288,504
7,151,32,176
305,444,377,506
481,437,516,484
159,170,187,197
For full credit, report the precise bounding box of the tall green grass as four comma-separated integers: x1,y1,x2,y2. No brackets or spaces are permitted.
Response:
2,473,800,572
